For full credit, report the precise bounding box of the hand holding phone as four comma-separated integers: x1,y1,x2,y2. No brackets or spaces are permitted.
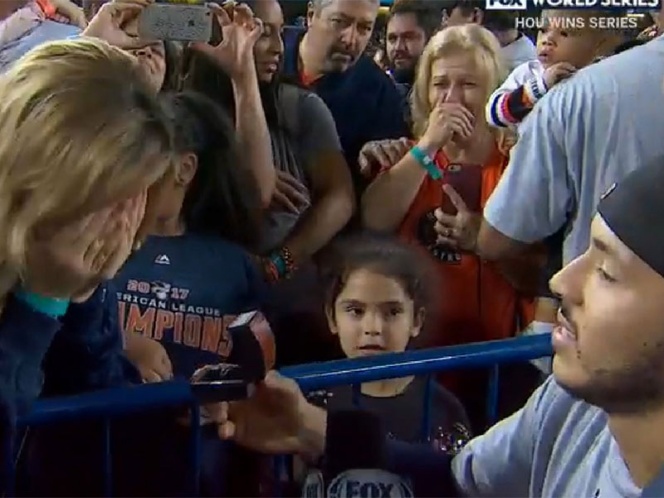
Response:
434,182,481,252
83,0,156,50
189,2,263,79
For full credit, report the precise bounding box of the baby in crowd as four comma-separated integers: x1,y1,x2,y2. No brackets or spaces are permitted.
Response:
486,9,623,129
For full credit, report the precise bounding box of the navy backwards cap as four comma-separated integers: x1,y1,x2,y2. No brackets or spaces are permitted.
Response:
597,158,664,278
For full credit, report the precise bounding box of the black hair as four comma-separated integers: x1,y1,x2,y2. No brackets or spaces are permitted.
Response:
612,38,646,55
482,11,518,32
161,40,182,92
320,232,436,316
447,0,483,16
181,50,282,131
179,1,303,133
388,0,440,40
161,91,263,249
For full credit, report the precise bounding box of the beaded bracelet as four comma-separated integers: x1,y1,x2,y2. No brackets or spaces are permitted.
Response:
270,246,296,279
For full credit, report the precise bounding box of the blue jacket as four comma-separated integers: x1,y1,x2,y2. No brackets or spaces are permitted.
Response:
0,284,138,492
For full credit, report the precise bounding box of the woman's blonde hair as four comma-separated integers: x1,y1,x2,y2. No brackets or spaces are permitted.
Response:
0,37,174,296
411,24,515,152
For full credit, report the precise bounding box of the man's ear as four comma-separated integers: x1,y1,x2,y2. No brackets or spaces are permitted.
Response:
175,152,198,187
473,8,484,24
307,1,316,27
325,304,338,335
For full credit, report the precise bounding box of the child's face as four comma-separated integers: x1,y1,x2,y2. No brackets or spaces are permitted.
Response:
536,12,601,68
327,269,424,359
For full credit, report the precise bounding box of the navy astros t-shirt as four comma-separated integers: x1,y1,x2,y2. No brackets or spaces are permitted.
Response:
113,233,267,378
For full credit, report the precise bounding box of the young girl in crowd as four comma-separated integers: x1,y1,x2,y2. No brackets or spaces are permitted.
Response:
362,24,542,431
311,234,471,448
485,9,624,130
116,90,266,377
112,90,268,497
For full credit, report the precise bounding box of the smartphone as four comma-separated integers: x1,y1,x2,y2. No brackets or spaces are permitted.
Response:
138,3,212,42
440,163,483,215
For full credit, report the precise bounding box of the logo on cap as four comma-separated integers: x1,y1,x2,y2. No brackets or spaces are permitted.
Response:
601,183,616,200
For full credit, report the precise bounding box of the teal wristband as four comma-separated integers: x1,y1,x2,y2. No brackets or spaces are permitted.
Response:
14,289,70,318
270,254,287,276
410,146,442,180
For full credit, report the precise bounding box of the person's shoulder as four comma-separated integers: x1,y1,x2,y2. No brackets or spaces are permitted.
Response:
282,83,327,109
352,55,399,90
0,20,80,71
532,379,609,472
542,41,656,118
533,377,605,434
428,380,468,416
278,82,334,134
565,40,658,92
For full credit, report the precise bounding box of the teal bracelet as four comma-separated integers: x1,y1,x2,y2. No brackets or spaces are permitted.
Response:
270,254,287,277
14,289,70,318
410,145,442,180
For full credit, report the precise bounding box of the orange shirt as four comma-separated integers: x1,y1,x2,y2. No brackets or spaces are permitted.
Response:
299,69,320,87
398,145,535,349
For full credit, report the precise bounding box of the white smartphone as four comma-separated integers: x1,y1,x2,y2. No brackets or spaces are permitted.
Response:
138,3,212,42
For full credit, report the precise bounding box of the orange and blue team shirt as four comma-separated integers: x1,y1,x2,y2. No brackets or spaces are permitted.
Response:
112,232,268,379
397,145,537,352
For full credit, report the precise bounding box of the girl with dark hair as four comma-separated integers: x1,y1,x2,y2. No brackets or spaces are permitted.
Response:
108,90,268,497
114,90,267,380
309,233,471,449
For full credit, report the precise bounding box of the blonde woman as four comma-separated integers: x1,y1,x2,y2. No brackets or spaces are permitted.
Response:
0,31,175,493
361,25,541,430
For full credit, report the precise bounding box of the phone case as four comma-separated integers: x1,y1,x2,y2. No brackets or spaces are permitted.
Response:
138,4,212,42
440,163,483,215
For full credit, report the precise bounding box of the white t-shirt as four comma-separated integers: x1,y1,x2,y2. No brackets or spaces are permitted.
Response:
486,59,547,130
501,33,537,71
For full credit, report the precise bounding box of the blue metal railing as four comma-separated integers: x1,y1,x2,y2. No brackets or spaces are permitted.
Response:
281,333,551,390
8,334,552,497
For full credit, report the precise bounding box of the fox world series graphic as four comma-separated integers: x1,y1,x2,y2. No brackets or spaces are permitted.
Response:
485,0,659,9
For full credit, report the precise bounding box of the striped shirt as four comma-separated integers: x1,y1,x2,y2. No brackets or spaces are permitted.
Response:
485,59,548,130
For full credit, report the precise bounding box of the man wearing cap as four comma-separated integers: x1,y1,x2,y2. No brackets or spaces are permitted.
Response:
212,160,664,497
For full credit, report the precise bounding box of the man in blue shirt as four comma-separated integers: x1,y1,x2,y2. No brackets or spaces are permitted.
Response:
282,0,409,194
